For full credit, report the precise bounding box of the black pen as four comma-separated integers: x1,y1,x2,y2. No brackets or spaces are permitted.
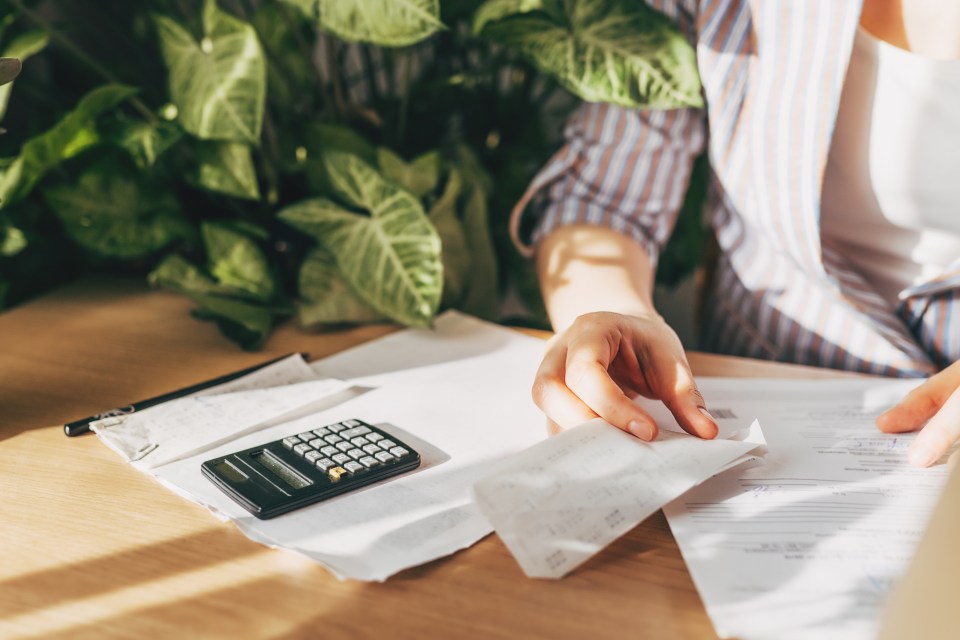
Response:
63,352,310,437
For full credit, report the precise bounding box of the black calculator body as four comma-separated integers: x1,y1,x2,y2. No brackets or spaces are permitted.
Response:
201,419,421,519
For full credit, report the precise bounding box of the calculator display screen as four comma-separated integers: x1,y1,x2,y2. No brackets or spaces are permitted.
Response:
213,460,247,483
251,450,312,489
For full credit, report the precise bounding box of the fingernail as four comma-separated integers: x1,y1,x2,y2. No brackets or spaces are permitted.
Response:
628,420,655,441
699,407,718,426
909,443,939,467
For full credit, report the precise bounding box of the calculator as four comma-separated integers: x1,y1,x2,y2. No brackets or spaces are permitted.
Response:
201,419,421,519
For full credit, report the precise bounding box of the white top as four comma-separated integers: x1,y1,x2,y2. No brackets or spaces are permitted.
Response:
820,27,960,306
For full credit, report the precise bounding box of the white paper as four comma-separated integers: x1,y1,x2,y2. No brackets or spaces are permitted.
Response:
472,418,765,578
150,312,550,581
91,354,320,462
663,378,952,640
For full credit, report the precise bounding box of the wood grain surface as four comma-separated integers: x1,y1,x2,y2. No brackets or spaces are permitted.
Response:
0,277,856,639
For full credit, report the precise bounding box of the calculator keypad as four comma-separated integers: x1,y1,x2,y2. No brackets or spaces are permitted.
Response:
203,419,421,520
277,422,418,478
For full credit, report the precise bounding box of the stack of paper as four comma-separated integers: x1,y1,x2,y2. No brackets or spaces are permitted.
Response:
94,312,550,581
663,378,951,640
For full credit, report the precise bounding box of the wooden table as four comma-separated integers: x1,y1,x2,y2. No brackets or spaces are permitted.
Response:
0,277,853,639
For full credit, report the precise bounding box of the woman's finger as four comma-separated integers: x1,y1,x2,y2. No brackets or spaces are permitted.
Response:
564,334,659,440
532,341,600,430
907,385,960,467
647,349,718,439
877,361,960,433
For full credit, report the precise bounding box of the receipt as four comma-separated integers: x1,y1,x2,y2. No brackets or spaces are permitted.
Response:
472,419,764,578
92,354,355,467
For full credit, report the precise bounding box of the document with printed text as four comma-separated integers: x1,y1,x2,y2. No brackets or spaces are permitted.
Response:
664,378,951,640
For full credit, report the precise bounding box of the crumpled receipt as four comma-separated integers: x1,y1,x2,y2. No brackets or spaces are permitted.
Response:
472,419,765,579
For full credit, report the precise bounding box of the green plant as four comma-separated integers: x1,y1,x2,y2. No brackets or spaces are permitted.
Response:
0,0,702,347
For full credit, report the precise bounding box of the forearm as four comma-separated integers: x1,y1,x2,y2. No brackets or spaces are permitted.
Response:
536,224,660,332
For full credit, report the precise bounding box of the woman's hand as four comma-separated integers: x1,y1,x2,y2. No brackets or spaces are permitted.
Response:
531,311,719,441
876,360,960,467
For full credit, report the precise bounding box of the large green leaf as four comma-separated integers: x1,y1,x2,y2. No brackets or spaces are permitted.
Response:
278,151,442,327
297,246,386,326
303,122,377,190
0,221,25,257
156,0,266,143
283,0,444,47
473,0,559,26
43,158,192,259
196,140,261,200
475,0,703,109
377,148,441,199
186,292,279,349
103,119,184,170
149,254,285,350
0,84,137,205
149,253,227,296
0,31,48,120
428,168,470,307
201,221,276,301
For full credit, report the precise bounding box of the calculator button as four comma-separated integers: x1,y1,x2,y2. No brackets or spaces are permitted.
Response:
379,439,397,449
335,441,353,452
305,451,322,463
311,427,331,438
320,446,338,457
293,443,311,456
327,423,346,433
298,431,316,441
332,453,350,464
344,461,364,474
328,466,347,481
390,446,410,458
324,434,343,444
346,448,364,460
351,437,370,447
362,444,382,455
340,426,371,439
343,419,361,427
359,456,379,468
375,451,396,463
316,458,335,471
307,438,325,449
282,436,300,449
366,432,383,442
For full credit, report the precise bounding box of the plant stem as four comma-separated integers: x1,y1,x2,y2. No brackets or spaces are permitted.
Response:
324,37,347,121
275,2,320,78
12,0,158,123
360,45,381,108
260,108,283,208
274,0,331,114
396,50,412,148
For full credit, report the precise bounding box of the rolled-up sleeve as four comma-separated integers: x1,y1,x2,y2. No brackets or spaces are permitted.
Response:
510,101,707,268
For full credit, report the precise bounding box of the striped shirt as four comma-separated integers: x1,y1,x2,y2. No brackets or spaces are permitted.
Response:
510,0,960,377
